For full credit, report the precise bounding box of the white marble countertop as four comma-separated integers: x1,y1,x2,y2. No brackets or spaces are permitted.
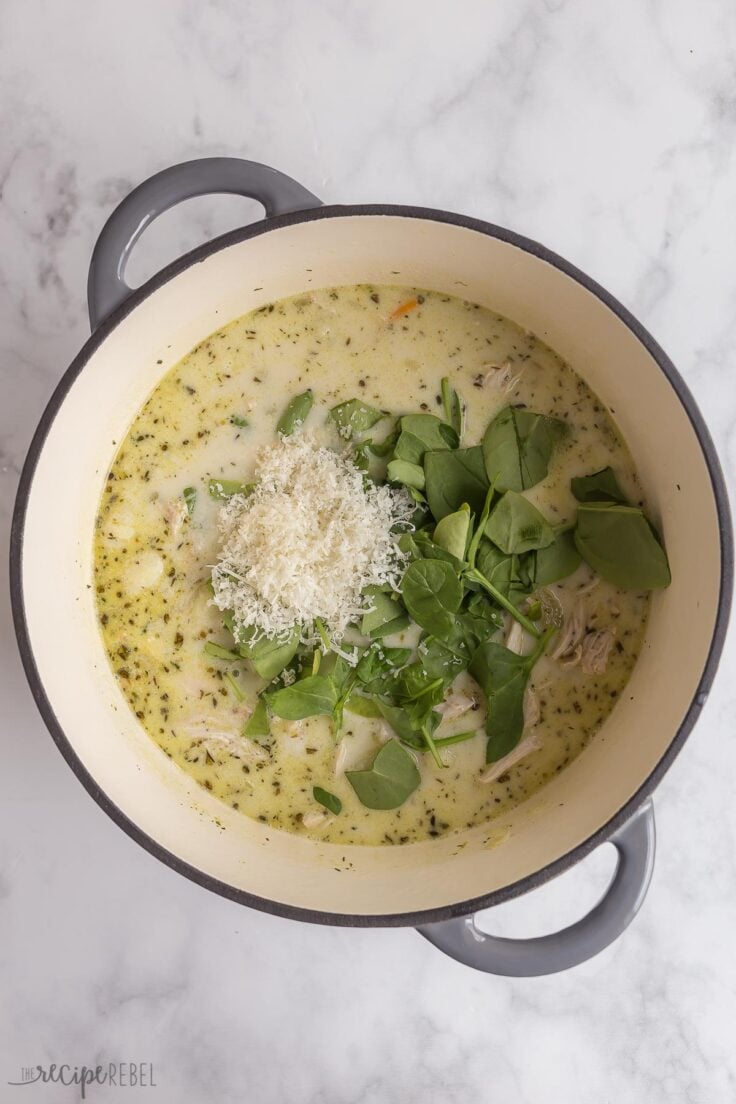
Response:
2,2,735,1101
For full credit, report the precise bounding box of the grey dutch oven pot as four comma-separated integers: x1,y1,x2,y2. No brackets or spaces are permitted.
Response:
11,158,732,976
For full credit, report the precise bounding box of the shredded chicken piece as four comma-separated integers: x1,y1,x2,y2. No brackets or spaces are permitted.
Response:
550,597,587,662
180,719,269,763
436,692,477,720
301,810,333,830
334,741,348,775
524,687,541,728
479,732,543,784
580,629,615,674
505,620,525,654
560,644,583,668
477,359,525,394
164,498,188,538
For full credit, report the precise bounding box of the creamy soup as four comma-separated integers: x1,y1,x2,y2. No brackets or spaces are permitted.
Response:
93,285,658,846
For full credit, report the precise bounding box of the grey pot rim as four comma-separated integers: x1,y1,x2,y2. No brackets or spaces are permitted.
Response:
9,202,733,929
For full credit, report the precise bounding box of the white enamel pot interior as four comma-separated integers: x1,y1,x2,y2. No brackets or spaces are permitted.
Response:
11,162,732,966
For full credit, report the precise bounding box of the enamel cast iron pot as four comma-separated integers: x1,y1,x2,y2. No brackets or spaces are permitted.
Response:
11,158,733,976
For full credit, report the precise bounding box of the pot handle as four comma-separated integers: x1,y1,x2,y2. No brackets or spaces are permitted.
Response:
87,157,322,331
417,800,655,976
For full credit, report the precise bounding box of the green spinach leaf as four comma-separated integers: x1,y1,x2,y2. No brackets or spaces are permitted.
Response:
466,482,496,569
346,739,421,810
391,661,445,703
394,414,459,465
204,641,242,662
313,786,342,815
276,389,314,435
238,627,300,680
485,490,555,554
329,399,384,438
433,504,471,561
344,693,383,718
424,446,490,521
408,530,465,572
441,376,464,436
574,504,671,589
571,466,628,504
387,459,426,491
367,428,400,457
355,643,412,694
532,528,581,586
183,486,197,515
482,406,564,492
361,588,410,638
474,540,531,602
243,698,270,742
325,653,352,684
267,674,339,720
401,559,463,636
352,441,371,473
433,730,480,749
456,599,505,651
376,701,426,749
208,478,253,500
469,630,551,762
417,636,468,680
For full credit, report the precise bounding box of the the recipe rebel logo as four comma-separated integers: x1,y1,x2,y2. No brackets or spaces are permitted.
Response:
8,1062,157,1097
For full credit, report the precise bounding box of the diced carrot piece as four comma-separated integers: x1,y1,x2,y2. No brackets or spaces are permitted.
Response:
388,297,419,321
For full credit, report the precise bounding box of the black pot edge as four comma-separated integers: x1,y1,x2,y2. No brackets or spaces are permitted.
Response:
9,203,734,929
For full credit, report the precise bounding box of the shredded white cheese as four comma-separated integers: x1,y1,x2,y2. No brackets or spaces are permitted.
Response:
211,435,413,646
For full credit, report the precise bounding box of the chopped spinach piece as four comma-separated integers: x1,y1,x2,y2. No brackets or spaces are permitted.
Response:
329,399,384,438
183,486,197,515
267,674,339,720
346,739,421,810
394,414,459,466
344,693,383,718
387,458,426,491
238,627,300,680
355,643,412,693
376,701,427,749
313,786,342,815
208,478,252,500
433,505,471,561
571,466,628,505
440,376,464,436
276,389,314,435
532,527,581,586
361,588,410,638
243,698,270,742
204,641,243,662
367,428,400,457
224,671,245,701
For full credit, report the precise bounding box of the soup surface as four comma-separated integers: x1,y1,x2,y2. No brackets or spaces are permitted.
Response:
94,285,652,845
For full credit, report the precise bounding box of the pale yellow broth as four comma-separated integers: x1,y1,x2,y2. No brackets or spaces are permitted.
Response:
94,285,649,846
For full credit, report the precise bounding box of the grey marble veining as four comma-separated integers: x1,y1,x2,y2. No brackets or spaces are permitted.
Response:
1,1,735,1101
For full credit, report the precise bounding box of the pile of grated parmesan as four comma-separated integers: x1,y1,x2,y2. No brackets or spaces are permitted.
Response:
210,435,413,647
